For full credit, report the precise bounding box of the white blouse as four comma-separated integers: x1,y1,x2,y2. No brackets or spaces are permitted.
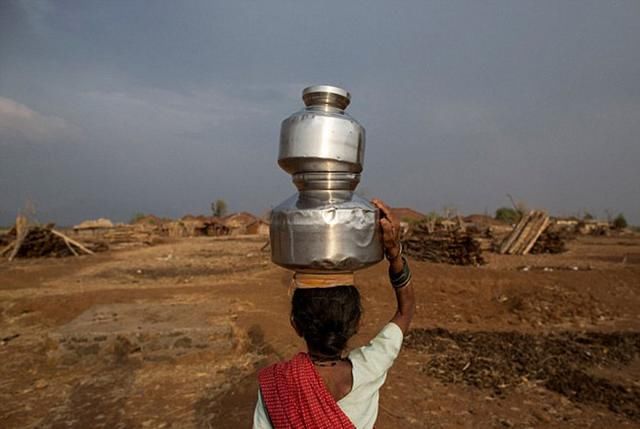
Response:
253,322,404,429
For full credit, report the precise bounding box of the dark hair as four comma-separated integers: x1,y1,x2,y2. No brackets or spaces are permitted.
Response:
291,286,362,358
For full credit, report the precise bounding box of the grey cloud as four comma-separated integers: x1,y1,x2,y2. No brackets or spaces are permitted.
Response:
0,0,639,225
0,96,79,144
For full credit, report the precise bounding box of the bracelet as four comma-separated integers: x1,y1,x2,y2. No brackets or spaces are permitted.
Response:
389,256,412,289
385,242,403,261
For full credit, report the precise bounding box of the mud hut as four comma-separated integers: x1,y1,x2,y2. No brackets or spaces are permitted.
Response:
73,218,115,238
223,212,259,235
246,219,270,236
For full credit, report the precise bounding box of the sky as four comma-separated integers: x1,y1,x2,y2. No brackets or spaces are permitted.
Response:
1,0,639,226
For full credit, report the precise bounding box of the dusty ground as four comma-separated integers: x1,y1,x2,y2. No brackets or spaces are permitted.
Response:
0,234,639,428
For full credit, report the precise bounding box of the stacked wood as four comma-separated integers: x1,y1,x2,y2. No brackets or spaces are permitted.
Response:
403,221,485,266
102,225,156,244
0,227,16,247
530,231,568,254
1,217,94,260
498,211,550,255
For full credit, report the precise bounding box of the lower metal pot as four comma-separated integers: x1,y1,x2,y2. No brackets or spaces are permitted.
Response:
270,191,383,273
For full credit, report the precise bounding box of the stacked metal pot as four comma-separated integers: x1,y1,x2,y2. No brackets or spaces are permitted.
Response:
270,85,383,273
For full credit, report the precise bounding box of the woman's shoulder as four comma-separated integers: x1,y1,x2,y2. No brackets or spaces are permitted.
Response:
348,323,404,385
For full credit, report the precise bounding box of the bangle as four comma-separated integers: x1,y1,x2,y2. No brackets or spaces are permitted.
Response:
389,256,412,289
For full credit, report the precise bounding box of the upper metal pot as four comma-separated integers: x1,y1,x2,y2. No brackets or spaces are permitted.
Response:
278,85,366,176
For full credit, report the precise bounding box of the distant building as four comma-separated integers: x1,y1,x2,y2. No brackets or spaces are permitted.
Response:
73,218,114,237
246,219,270,236
223,212,260,235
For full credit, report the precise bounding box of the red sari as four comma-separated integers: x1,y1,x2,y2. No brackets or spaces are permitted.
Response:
258,352,355,429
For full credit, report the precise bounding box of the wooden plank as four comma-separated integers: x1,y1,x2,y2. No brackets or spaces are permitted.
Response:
499,211,532,254
509,212,543,255
63,238,79,256
514,212,547,255
522,216,550,255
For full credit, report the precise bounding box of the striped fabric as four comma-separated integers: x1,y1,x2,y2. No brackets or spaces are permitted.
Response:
258,352,355,429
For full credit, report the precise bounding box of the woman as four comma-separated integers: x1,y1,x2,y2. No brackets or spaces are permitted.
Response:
253,199,416,429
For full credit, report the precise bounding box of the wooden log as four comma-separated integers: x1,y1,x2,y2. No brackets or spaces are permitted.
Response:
50,230,94,255
8,217,29,261
63,238,79,256
1,241,15,257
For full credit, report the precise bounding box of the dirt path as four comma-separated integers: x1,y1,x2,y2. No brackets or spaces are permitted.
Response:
1,235,639,428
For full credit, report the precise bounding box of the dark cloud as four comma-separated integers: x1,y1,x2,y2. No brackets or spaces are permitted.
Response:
1,0,639,225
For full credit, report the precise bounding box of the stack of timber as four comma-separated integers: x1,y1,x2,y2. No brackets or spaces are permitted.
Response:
403,220,485,266
102,225,157,246
498,211,550,255
530,231,568,254
1,216,94,260
0,228,16,247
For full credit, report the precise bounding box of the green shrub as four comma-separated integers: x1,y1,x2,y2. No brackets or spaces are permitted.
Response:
130,212,146,224
495,207,520,224
613,213,628,229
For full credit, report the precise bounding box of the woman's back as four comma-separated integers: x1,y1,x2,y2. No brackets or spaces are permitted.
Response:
253,199,415,429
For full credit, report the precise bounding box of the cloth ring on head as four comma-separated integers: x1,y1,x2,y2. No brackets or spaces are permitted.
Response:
288,273,355,296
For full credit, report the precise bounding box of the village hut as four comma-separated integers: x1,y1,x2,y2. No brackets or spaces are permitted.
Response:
577,219,611,235
203,218,230,236
246,219,270,236
133,214,167,227
73,218,115,238
223,212,259,235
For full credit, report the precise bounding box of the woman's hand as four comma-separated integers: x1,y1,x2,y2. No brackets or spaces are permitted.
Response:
371,199,402,261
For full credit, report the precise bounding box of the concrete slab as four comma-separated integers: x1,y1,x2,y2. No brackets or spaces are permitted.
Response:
48,303,236,364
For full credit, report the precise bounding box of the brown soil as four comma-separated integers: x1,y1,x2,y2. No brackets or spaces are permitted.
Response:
0,234,639,428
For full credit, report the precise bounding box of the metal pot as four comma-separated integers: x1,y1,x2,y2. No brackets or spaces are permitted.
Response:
270,85,383,273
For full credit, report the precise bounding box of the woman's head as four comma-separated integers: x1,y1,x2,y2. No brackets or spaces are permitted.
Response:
291,285,362,358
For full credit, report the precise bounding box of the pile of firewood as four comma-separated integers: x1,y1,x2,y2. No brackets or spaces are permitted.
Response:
1,216,94,260
403,221,485,266
530,231,567,254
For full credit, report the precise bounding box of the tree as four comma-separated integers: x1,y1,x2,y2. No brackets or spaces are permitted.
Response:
495,207,520,224
613,213,628,229
130,212,146,224
211,199,228,217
